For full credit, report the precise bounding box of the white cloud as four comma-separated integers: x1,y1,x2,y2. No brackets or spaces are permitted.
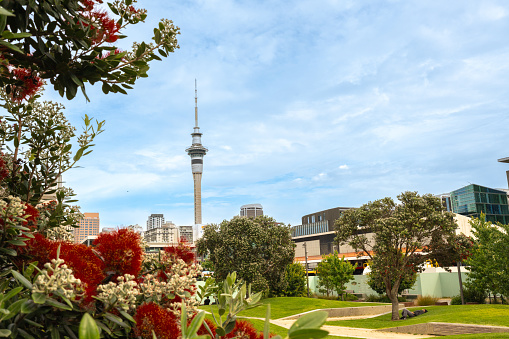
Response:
339,165,349,170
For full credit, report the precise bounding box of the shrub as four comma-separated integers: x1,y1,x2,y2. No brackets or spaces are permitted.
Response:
452,287,488,304
416,295,438,306
451,295,462,305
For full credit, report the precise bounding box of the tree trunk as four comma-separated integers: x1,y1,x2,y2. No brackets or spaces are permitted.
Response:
457,261,464,305
389,291,400,320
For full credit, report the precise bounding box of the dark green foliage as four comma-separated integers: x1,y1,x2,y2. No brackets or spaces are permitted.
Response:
465,214,509,299
316,252,355,300
335,191,457,320
367,263,417,296
282,263,307,297
196,216,295,295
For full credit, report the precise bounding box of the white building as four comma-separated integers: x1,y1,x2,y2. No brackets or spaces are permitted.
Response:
147,214,165,231
144,221,179,244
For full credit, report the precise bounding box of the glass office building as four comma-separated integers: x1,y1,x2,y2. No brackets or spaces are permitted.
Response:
450,184,509,224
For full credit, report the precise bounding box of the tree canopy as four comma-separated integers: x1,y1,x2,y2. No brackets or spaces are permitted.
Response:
196,216,295,295
335,191,457,320
316,252,354,300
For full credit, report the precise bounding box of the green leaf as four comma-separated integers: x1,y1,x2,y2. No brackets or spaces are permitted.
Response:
32,292,47,304
215,326,226,337
21,299,38,314
119,309,136,323
45,298,72,311
4,286,23,302
104,312,129,328
181,302,187,338
12,270,33,289
0,329,11,337
264,304,271,339
79,313,100,339
7,239,27,246
288,329,329,339
4,298,27,320
0,247,17,256
0,6,14,16
288,311,327,335
187,311,205,338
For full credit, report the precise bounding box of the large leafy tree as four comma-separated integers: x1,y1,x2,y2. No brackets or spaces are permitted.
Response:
282,262,307,297
0,0,179,100
196,216,295,295
316,252,354,300
465,214,509,301
335,191,457,320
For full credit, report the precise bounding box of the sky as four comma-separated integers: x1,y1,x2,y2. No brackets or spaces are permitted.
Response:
39,0,509,229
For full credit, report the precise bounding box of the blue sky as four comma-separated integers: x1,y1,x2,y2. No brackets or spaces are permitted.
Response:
41,0,509,229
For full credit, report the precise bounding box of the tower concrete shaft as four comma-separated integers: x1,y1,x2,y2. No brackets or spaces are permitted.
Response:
186,80,208,226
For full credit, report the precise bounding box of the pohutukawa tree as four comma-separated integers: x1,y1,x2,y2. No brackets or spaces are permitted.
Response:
0,0,180,100
334,191,457,321
196,215,295,296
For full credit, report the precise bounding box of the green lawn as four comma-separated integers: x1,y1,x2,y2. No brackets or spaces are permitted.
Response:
199,297,386,319
325,305,509,329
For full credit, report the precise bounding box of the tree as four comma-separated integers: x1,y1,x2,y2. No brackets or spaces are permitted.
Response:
282,262,307,297
0,0,179,100
316,252,355,300
466,214,509,302
335,191,457,320
196,216,295,295
367,262,417,297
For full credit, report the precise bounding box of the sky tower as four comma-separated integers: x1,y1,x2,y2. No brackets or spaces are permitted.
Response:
186,80,208,232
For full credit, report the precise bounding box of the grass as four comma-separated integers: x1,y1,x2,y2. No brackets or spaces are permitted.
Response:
204,314,358,339
325,305,509,329
199,297,386,319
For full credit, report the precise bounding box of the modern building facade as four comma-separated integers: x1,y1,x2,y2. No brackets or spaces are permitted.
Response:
240,204,263,218
450,184,509,224
147,214,164,231
291,207,353,259
74,212,100,244
185,81,208,234
179,225,194,243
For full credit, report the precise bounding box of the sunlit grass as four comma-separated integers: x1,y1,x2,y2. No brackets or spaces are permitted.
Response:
325,305,509,329
199,297,386,320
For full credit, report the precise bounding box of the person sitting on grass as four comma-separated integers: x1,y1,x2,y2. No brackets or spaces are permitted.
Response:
400,308,428,320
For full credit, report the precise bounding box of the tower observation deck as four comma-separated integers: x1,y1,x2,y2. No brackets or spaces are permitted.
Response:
186,80,208,226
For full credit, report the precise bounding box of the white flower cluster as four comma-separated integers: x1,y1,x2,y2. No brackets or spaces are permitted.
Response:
97,274,140,311
32,258,82,299
46,226,74,242
111,0,147,23
0,195,26,220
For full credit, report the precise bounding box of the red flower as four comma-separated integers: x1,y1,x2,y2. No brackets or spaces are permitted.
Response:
163,241,195,265
224,320,269,339
22,203,39,229
0,155,8,182
19,234,106,301
9,68,43,102
134,302,180,339
94,228,143,279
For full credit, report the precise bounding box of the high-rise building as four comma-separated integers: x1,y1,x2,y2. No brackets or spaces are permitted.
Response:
74,212,100,244
240,204,264,218
450,184,509,224
185,81,208,233
147,214,164,230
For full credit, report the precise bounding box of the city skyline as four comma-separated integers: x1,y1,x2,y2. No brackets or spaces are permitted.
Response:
37,1,509,229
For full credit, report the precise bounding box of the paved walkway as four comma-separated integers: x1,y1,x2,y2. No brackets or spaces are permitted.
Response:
270,318,436,339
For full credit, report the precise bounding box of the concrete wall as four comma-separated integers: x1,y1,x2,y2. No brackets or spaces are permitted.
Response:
308,270,469,298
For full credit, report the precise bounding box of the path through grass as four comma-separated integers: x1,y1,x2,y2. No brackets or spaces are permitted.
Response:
325,305,509,329
200,297,386,319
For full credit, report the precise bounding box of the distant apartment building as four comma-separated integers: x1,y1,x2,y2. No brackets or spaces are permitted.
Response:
74,213,100,244
240,204,263,218
144,221,179,244
179,225,194,243
147,214,164,230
